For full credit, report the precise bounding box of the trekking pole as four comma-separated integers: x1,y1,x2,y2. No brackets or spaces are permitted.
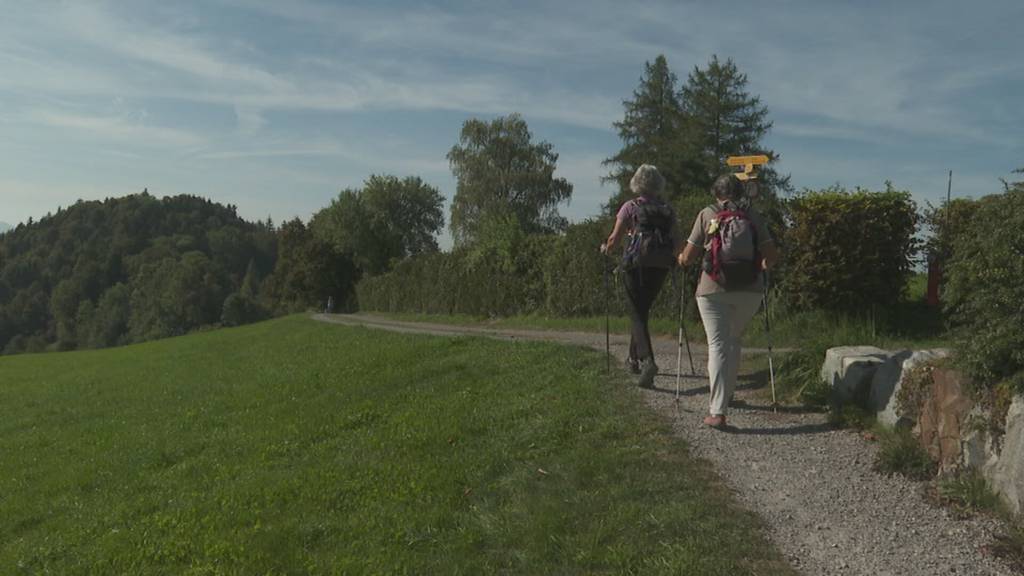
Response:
674,269,682,400
681,268,696,375
762,270,778,412
675,267,697,400
602,248,611,373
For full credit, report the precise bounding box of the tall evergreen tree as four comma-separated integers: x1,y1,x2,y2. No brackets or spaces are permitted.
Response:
680,55,776,189
448,114,572,245
603,55,697,211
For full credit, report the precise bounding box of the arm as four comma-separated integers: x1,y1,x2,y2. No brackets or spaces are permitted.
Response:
677,210,706,267
678,241,702,267
601,216,627,254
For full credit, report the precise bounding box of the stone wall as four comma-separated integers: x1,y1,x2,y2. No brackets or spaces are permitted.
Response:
823,346,1024,515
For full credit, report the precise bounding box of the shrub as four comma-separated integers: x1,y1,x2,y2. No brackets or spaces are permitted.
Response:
781,185,919,316
943,184,1024,391
936,470,1003,515
923,197,982,272
544,217,617,317
873,427,936,480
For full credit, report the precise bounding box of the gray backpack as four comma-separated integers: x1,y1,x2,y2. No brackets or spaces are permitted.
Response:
702,203,760,289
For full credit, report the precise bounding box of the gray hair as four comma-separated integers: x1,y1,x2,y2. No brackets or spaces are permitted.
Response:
711,174,744,202
630,164,665,196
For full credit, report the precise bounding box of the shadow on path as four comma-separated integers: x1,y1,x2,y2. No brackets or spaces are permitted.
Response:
721,421,835,436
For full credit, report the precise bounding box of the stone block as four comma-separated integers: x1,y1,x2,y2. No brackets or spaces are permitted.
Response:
961,406,996,470
871,349,949,428
821,346,892,406
987,395,1024,515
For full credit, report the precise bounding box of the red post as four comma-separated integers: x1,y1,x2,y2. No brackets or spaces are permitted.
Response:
926,258,942,306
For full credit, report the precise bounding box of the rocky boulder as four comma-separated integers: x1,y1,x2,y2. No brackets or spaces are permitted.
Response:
821,346,892,406
870,349,949,428
987,395,1024,515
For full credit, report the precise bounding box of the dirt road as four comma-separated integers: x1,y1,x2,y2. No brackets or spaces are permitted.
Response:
315,313,1013,576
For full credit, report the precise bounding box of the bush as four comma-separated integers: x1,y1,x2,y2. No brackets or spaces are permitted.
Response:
781,185,919,316
943,184,1024,390
358,214,695,321
356,218,559,318
544,218,616,317
873,427,936,480
923,197,982,272
221,293,268,327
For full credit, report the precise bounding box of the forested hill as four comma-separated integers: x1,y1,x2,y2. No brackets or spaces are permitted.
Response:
0,191,355,355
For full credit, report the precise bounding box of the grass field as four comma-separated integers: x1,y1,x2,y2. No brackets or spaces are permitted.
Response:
0,315,794,575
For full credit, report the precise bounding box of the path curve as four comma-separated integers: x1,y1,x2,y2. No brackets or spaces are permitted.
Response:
315,313,1013,576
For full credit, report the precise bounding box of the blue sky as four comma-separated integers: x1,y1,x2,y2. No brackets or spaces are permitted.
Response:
1,1,1021,245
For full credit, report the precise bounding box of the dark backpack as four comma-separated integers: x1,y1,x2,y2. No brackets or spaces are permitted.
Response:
622,198,675,270
702,203,760,289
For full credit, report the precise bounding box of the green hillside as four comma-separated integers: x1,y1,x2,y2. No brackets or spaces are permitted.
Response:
0,316,792,575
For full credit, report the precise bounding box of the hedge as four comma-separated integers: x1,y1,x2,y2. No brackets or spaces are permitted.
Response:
356,214,687,319
943,184,1024,390
780,185,919,315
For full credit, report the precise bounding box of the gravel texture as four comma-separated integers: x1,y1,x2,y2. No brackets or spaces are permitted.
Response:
315,313,1015,575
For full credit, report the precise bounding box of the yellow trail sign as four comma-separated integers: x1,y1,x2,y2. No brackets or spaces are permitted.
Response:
726,155,769,181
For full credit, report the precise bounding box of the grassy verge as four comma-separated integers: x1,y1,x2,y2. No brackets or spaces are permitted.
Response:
376,310,699,342
0,315,794,575
370,297,950,352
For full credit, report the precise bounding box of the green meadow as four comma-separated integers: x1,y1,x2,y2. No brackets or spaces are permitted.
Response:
0,315,793,575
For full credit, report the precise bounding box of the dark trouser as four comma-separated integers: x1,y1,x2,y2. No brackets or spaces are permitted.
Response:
622,266,669,362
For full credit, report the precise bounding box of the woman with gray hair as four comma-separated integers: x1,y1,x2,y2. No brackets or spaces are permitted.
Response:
601,164,680,388
678,174,779,428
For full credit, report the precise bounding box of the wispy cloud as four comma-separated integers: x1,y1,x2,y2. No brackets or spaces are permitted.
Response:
28,109,204,148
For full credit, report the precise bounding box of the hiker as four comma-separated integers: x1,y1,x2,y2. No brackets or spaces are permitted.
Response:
600,164,679,388
678,174,779,428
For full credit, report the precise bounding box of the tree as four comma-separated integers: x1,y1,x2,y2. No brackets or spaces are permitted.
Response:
448,114,573,245
264,219,356,313
310,175,444,275
680,55,778,191
603,55,696,210
677,55,791,233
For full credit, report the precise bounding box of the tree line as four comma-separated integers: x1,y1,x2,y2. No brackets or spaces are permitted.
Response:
0,53,801,354
4,50,1018,392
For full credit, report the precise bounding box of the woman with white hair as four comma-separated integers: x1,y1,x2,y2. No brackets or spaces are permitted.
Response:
601,164,679,388
678,174,780,428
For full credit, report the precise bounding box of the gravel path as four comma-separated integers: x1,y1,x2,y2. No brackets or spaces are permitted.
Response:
315,313,1015,575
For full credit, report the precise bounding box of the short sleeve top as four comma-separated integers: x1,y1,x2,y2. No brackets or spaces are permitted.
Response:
686,202,774,296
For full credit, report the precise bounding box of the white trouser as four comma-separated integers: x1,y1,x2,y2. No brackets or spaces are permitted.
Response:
697,291,763,416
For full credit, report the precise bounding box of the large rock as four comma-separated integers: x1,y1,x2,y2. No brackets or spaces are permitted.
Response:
987,395,1024,515
962,406,997,470
821,346,892,406
916,368,974,473
870,349,950,428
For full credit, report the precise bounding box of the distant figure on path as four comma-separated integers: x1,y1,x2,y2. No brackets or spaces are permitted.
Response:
678,174,779,429
601,164,680,388
326,295,335,314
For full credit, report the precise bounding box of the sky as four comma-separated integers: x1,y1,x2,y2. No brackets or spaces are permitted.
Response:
1,1,1021,246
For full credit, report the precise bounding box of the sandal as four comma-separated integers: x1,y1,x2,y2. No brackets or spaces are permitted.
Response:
703,415,727,429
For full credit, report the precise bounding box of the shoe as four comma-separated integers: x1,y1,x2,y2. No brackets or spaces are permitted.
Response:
626,356,640,374
703,415,727,428
638,358,658,388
